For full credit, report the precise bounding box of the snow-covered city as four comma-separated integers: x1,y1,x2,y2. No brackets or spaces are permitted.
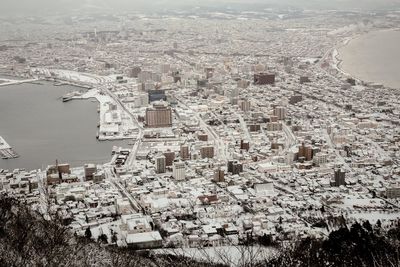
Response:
1,3,400,266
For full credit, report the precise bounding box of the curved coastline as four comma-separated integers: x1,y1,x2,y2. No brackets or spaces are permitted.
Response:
334,28,400,89
334,35,362,78
0,82,128,171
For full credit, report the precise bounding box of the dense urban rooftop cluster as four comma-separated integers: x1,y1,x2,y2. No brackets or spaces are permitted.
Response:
1,9,400,252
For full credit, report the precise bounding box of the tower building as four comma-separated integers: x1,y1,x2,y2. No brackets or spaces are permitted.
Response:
145,101,172,128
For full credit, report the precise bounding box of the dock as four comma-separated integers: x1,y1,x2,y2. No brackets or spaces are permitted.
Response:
0,136,19,159
62,91,83,102
0,78,40,87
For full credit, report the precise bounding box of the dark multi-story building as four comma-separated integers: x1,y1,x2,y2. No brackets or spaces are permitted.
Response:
249,124,261,132
198,133,208,142
180,145,190,160
254,73,275,85
155,155,166,174
200,146,214,159
128,66,142,78
163,151,175,167
84,164,97,181
227,160,243,175
46,162,71,185
148,90,166,103
240,140,250,151
386,187,400,199
232,163,243,175
333,169,346,187
299,76,310,84
289,95,303,105
298,143,313,161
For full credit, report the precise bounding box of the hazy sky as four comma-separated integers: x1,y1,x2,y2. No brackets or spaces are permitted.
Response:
1,0,399,15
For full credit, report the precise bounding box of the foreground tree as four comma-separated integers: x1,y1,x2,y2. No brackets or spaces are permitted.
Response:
0,196,219,267
266,220,400,267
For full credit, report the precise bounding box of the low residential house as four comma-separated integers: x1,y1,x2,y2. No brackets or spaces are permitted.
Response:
223,223,239,235
198,194,219,205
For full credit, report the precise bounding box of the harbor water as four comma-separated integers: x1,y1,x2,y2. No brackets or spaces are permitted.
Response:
0,82,127,171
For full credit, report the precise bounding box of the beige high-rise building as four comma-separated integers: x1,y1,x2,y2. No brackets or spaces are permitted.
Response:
145,101,172,128
266,122,282,131
273,106,286,120
239,99,251,112
237,79,250,89
173,162,186,181
213,169,225,182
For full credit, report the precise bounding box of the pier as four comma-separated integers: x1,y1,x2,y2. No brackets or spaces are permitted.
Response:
0,136,19,159
0,78,40,87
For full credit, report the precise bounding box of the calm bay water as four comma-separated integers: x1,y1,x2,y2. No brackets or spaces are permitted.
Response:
0,82,127,171
339,29,400,89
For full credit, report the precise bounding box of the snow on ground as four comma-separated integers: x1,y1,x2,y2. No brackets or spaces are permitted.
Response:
73,89,138,141
153,246,277,266
32,68,115,85
345,211,400,224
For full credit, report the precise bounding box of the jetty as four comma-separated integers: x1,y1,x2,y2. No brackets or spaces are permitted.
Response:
0,136,19,159
0,78,40,87
62,90,83,102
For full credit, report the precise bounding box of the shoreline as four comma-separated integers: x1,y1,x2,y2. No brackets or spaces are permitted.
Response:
1,72,137,142
71,89,138,142
333,27,400,90
333,35,361,78
0,82,121,170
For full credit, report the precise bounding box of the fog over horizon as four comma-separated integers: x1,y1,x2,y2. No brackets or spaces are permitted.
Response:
1,0,400,15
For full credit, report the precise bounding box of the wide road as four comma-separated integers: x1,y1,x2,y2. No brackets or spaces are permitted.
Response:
98,83,144,168
174,95,227,160
104,165,143,212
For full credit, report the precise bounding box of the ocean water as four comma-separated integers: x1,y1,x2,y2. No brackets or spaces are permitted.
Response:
0,82,127,171
339,29,400,89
